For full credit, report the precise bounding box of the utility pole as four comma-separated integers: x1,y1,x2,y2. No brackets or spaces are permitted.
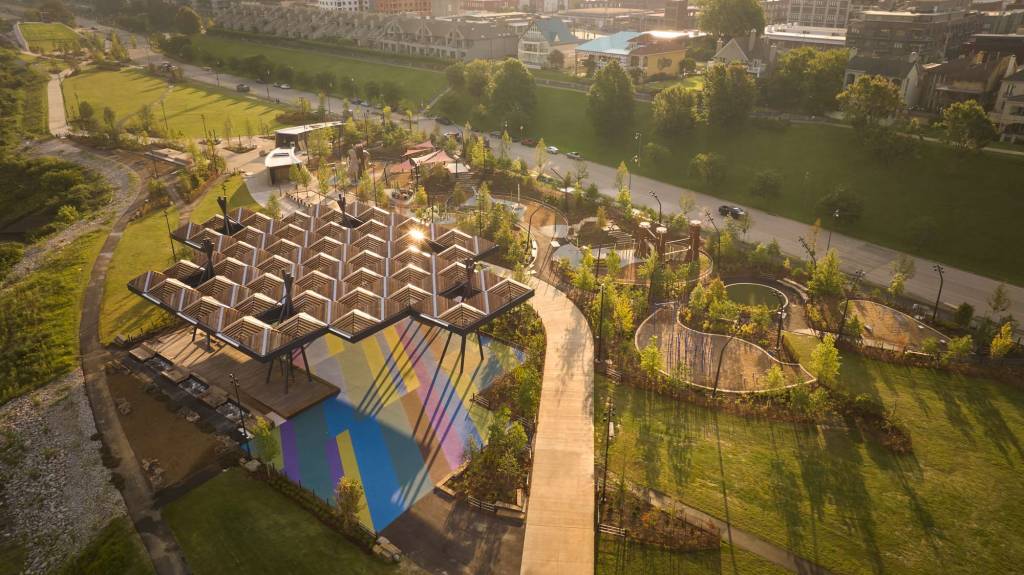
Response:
932,264,945,323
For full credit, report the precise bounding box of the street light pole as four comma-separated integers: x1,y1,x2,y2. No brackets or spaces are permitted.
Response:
160,100,169,139
932,264,945,323
597,282,607,363
230,373,252,459
826,209,839,253
163,209,176,260
649,190,662,224
599,401,614,519
838,269,865,345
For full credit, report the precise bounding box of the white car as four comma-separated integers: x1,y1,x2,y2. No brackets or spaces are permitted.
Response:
545,145,559,154
279,84,291,90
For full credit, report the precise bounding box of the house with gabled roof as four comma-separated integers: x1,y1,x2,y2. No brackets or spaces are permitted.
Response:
518,17,579,69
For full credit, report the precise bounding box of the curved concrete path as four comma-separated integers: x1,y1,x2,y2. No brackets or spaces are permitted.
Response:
77,146,190,575
520,278,595,575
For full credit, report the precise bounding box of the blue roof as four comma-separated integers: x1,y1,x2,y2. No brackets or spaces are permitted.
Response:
532,18,577,44
576,31,641,56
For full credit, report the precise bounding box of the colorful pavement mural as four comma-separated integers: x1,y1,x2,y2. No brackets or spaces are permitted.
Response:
258,318,523,532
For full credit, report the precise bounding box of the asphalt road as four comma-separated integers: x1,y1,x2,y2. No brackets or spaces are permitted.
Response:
83,19,1024,325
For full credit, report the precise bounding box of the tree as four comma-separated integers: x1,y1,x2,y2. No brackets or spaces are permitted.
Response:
583,55,598,78
652,84,697,137
490,59,537,128
837,74,902,131
102,107,118,138
464,60,493,100
689,153,725,189
587,60,635,136
334,476,365,530
808,249,843,299
888,272,906,299
534,138,548,172
766,47,848,114
954,302,974,327
175,6,202,34
446,62,466,91
596,205,608,229
750,169,782,198
547,49,565,70
55,205,79,227
615,161,629,192
700,0,765,37
251,417,279,464
940,100,997,153
703,62,756,127
809,333,841,386
640,337,663,380
942,335,974,365
988,283,1011,317
763,364,788,389
989,323,1015,359
264,193,281,219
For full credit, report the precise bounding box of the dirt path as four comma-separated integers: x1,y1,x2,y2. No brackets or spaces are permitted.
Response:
74,140,191,575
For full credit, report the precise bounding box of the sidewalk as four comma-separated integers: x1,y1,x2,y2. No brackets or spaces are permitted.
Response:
520,278,595,575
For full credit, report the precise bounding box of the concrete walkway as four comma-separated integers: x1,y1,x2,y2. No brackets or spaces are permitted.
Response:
47,70,70,136
520,278,595,575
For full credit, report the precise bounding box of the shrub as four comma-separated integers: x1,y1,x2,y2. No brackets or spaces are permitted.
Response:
750,169,782,198
815,186,862,222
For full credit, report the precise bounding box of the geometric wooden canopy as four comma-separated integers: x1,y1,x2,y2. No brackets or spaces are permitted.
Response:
128,198,534,363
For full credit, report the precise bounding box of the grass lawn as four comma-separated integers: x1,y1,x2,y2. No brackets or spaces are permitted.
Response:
55,516,153,575
190,33,447,110
98,175,257,344
63,69,285,139
598,538,787,575
98,206,179,344
19,22,78,53
164,468,397,575
0,229,106,404
519,88,1024,284
598,338,1024,575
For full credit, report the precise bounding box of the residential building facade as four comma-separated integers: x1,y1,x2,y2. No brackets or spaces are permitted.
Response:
990,65,1024,140
317,0,369,11
518,17,580,69
712,30,775,77
575,29,704,77
216,5,519,61
843,54,924,106
846,1,981,63
763,23,848,51
918,53,1015,110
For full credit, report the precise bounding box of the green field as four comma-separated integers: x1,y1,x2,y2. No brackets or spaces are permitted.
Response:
190,33,447,110
99,176,257,344
598,538,787,575
598,337,1024,575
164,468,396,575
63,69,285,139
19,22,78,53
55,516,153,575
516,88,1023,284
0,229,106,404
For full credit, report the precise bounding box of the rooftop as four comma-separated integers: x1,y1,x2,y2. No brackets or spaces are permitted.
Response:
576,31,642,55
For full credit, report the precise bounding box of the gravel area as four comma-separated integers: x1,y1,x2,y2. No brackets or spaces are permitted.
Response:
0,370,128,574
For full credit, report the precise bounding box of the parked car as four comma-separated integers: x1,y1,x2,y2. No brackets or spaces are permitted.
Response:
235,83,250,93
436,116,453,125
718,205,747,219
201,66,212,71
279,84,291,90
521,138,536,147
545,145,560,154
566,151,582,160
489,130,501,137
272,83,281,88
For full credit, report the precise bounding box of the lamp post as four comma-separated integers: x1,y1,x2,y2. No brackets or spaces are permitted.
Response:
775,308,786,356
526,205,541,252
630,154,638,191
163,209,176,260
712,318,746,397
266,70,271,100
160,100,169,138
932,264,945,323
838,269,865,345
826,209,839,253
704,209,721,265
597,281,607,363
634,131,642,160
230,373,252,459
200,113,209,143
649,190,662,224
599,400,614,520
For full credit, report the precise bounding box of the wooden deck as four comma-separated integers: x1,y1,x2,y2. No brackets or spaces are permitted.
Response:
150,328,337,419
